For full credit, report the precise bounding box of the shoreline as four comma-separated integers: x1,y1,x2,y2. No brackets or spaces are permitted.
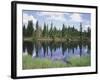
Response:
23,37,90,42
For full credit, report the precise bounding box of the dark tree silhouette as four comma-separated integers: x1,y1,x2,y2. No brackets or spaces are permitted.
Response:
26,20,34,37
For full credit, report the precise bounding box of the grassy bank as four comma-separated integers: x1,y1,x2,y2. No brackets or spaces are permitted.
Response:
22,55,90,69
23,37,67,42
23,37,90,42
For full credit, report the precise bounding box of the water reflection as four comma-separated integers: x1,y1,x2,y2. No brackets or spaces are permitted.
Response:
23,41,90,63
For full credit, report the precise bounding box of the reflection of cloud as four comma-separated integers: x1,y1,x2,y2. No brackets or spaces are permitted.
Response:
23,13,37,27
69,13,83,22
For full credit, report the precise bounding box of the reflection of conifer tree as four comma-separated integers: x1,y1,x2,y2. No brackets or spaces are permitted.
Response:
72,47,74,54
87,43,90,54
67,42,72,53
79,44,82,56
51,48,53,57
71,42,76,54
62,42,66,55
46,43,49,56
23,41,26,53
42,42,46,57
52,42,57,52
26,42,33,55
35,42,39,57
37,42,42,56
50,42,53,57
46,42,48,56
68,43,70,53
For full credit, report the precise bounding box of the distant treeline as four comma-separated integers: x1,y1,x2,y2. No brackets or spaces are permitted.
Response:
23,20,91,41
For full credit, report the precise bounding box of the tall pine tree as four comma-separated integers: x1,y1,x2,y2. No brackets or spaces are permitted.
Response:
42,23,47,37
23,25,26,37
62,24,66,37
27,20,34,37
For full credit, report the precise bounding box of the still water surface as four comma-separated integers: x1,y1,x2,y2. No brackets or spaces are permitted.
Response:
23,41,90,63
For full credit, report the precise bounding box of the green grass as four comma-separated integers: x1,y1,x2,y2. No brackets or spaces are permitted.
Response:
22,55,91,69
22,55,67,69
67,55,91,67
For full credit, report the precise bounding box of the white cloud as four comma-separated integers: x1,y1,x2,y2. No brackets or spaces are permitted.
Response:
37,12,67,22
70,13,83,22
38,12,83,23
83,24,90,31
84,24,90,28
47,15,66,22
38,12,64,16
23,13,37,28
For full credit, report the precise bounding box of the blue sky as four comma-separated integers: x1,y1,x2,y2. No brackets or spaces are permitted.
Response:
23,10,91,31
